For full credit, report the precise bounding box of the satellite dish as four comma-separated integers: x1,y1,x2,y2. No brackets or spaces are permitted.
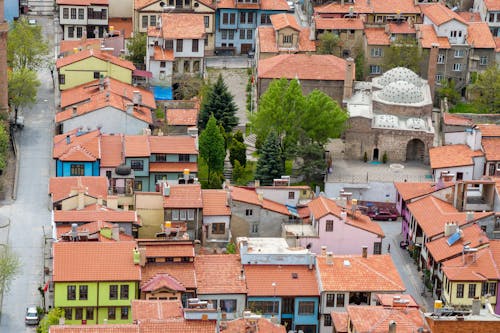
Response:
159,1,165,7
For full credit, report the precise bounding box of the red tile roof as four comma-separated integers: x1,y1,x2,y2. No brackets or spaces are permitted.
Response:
257,26,316,54
108,18,133,39
100,134,124,167
49,176,108,202
56,221,135,241
134,0,157,10
394,181,454,201
140,321,216,333
442,113,473,126
271,13,301,31
477,124,500,137
407,196,493,238
53,241,140,282
141,263,197,289
347,306,428,333
417,24,451,49
149,162,198,173
482,138,500,161
365,28,390,45
131,299,183,321
153,46,174,61
317,254,405,292
139,241,195,257
308,196,384,237
54,209,137,223
195,255,246,294
202,190,231,216
56,49,135,70
223,317,286,333
467,22,496,48
149,136,198,154
457,11,482,23
258,54,348,81
429,144,483,169
218,0,289,10
163,184,203,208
371,0,420,14
166,108,198,126
419,3,468,26
495,37,500,52
388,22,416,34
124,135,150,157
315,0,373,14
230,186,290,216
331,311,348,333
159,13,205,39
59,38,101,55
315,17,364,30
141,273,186,292
53,129,101,161
50,325,138,333
57,0,108,4
484,0,500,11
375,294,419,308
244,265,319,297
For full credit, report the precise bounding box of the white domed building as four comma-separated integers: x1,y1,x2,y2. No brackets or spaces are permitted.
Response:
343,67,435,163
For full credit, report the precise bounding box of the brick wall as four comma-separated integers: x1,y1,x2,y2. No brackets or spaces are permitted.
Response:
425,317,500,333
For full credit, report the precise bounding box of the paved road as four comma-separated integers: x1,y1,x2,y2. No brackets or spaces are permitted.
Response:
0,16,55,332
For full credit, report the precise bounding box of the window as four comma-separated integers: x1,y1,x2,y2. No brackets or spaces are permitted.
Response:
454,49,465,58
283,35,292,43
456,283,464,298
108,307,116,320
71,8,76,19
489,13,496,22
212,223,225,234
222,13,229,24
370,47,383,57
282,297,294,313
489,282,497,296
228,30,235,40
324,314,332,326
437,54,445,64
230,13,236,24
248,300,278,314
76,27,83,38
176,39,183,52
240,12,246,24
187,209,195,221
109,285,118,300
248,12,254,24
134,181,142,191
204,15,209,28
121,307,129,320
336,293,345,307
456,172,463,180
251,223,258,233
482,282,489,296
221,29,227,39
150,15,156,27
220,299,237,313
326,293,335,307
191,39,199,53
156,153,167,162
246,209,253,216
70,164,84,176
480,56,488,65
68,26,75,38
67,285,76,300
325,220,334,232
79,285,88,300
158,61,166,69
78,8,84,20
298,301,315,315
468,284,476,298
64,308,72,320
435,74,443,83
261,14,271,24
240,29,245,39
142,15,148,29
93,71,100,79
193,60,200,72
130,160,144,171
288,191,295,199
180,209,187,220
247,29,252,40
374,242,382,254
59,74,66,85
120,285,129,299
172,210,179,220
370,65,381,74
63,8,69,19
452,63,462,72
75,308,83,320
450,30,462,38
86,308,94,320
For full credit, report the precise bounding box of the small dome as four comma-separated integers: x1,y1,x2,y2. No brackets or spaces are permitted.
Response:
115,164,132,176
374,114,399,128
379,81,424,104
377,67,423,87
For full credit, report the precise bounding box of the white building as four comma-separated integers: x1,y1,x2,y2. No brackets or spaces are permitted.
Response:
57,0,109,40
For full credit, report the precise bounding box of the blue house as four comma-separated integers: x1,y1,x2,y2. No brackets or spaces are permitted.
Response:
215,0,290,55
245,265,320,333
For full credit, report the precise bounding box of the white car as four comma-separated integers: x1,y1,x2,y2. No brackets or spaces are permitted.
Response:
28,19,37,25
25,305,39,325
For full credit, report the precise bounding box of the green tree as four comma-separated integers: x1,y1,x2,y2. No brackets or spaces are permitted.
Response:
470,65,500,113
8,68,41,112
229,139,247,168
382,37,422,74
317,32,341,56
199,74,238,132
37,308,64,333
125,32,147,65
173,74,204,100
436,79,461,106
255,131,284,185
0,246,21,295
295,140,327,185
0,124,10,171
355,50,365,81
199,116,225,188
7,17,49,70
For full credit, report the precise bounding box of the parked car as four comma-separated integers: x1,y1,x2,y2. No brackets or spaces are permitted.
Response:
368,209,398,221
25,305,39,325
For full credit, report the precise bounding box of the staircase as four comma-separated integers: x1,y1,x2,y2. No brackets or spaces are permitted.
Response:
223,159,233,182
244,134,257,161
27,0,55,16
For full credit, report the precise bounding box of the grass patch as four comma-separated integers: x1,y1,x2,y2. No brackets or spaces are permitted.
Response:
449,102,479,114
285,160,293,175
155,107,164,119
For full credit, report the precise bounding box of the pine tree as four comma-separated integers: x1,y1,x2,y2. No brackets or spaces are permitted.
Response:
199,115,226,187
255,131,284,185
199,74,239,132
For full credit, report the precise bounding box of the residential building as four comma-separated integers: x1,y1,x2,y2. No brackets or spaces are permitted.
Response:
284,195,384,255
478,124,500,177
194,254,247,319
48,176,109,211
364,28,390,79
255,13,315,61
163,99,200,134
442,112,474,146
237,237,314,266
256,183,313,207
467,22,496,77
146,13,205,87
316,252,406,332
162,184,203,240
429,145,484,181
52,241,141,324
312,17,364,59
222,313,287,332
424,305,500,333
56,0,109,40
474,0,500,37
215,0,290,55
201,189,232,247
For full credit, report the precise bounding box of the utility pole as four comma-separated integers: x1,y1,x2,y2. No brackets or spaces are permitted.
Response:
0,0,10,118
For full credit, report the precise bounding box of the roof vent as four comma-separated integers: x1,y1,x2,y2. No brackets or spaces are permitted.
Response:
291,273,298,279
343,259,351,267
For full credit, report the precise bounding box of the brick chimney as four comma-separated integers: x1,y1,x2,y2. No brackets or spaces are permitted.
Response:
343,57,355,101
0,0,9,117
427,43,440,101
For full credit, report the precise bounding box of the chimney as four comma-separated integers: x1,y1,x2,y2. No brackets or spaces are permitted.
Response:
107,195,118,210
310,16,316,41
126,103,134,115
71,223,78,240
471,297,481,315
362,246,368,258
138,247,147,266
257,192,264,204
321,245,327,256
66,135,71,144
254,179,260,187
388,320,396,333
340,209,347,222
466,211,474,223
343,57,354,101
444,222,458,237
97,195,103,206
133,91,142,105
72,106,78,115
111,224,119,241
77,189,85,210
427,43,439,101
326,251,333,265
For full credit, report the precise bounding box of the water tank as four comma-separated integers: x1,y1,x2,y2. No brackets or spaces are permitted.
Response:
115,164,131,176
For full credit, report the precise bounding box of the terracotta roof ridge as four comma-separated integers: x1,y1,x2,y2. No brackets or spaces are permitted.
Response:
487,247,500,278
356,256,405,290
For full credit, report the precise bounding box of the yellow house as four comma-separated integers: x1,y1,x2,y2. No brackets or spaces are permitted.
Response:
441,244,499,308
56,49,135,90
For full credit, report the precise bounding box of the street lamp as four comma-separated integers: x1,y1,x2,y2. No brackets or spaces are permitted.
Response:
272,282,277,316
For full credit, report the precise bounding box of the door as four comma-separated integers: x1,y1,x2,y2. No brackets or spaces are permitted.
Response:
373,148,379,161
240,43,252,54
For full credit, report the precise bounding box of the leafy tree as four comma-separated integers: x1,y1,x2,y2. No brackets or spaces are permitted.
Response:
8,68,41,111
199,116,225,188
295,140,327,185
382,37,422,74
7,17,49,70
0,124,10,171
37,308,64,333
233,130,244,144
0,246,21,295
173,74,204,100
199,74,238,132
354,50,365,81
255,131,284,185
229,139,247,168
317,32,341,56
470,65,500,113
125,32,147,65
436,79,461,106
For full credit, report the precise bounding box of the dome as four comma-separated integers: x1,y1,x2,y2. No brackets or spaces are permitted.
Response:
379,81,424,104
115,164,132,176
377,67,423,87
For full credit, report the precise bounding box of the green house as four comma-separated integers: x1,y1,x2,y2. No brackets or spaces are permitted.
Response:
52,241,141,325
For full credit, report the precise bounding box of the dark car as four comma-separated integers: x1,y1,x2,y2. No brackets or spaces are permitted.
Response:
368,209,398,221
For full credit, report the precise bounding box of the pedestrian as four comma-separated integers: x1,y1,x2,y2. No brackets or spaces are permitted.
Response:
387,243,391,253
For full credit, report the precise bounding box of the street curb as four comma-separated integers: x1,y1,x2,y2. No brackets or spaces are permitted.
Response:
11,132,20,201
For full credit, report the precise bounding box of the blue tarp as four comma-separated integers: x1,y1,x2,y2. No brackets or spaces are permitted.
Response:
152,86,173,101
4,1,19,21
286,204,299,217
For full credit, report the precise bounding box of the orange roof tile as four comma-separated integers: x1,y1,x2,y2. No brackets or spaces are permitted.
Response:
139,241,195,257
417,24,451,49
317,254,405,292
140,320,216,333
134,0,157,10
347,306,428,333
394,181,454,201
141,273,186,292
271,13,301,31
495,37,500,52
315,0,373,14
482,138,500,161
56,49,135,70
153,46,174,61
53,241,140,282
457,11,482,23
100,134,124,167
149,136,198,154
49,176,108,202
429,144,484,169
50,325,138,333
315,17,364,30
218,0,289,10
244,265,319,297
477,124,500,137
420,3,468,26
375,293,419,308
331,311,348,333
57,0,108,4
166,108,198,126
443,113,474,126
407,196,493,238
132,299,183,321
53,129,101,161
54,209,137,223
108,18,133,39
195,255,246,294
467,22,496,48
388,22,416,34
159,13,205,39
485,0,500,11
442,241,500,281
230,186,291,216
365,28,390,45
258,54,348,81
308,196,384,237
149,162,198,173
59,38,101,55
124,135,150,156
257,26,316,54
224,317,286,333
141,263,197,289
202,190,231,216
56,221,135,241
426,224,489,263
163,184,203,208
371,0,420,14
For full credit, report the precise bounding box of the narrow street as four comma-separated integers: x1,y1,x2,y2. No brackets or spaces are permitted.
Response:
0,15,55,332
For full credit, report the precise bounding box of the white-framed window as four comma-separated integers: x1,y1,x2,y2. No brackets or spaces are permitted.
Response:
187,209,195,221
180,209,187,220
370,65,381,74
251,223,258,233
435,73,443,83
283,35,293,43
150,15,156,27
454,49,465,58
172,210,179,220
78,8,84,20
437,54,445,64
370,47,383,57
452,63,462,71
450,30,462,38
141,15,148,29
480,56,488,65
63,8,69,19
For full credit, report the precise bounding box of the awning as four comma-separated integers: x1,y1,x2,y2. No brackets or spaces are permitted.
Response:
133,69,153,78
